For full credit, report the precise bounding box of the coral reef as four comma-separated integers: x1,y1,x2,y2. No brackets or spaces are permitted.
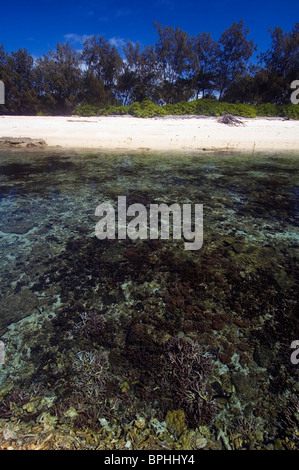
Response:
0,149,298,450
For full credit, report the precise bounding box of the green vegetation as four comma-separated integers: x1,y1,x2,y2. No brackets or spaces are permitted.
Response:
0,21,298,116
74,98,167,118
73,98,299,119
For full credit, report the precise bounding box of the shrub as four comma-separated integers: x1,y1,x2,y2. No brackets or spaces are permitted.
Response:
256,103,277,117
194,100,257,118
73,104,99,116
98,104,128,116
195,99,222,116
128,99,167,118
163,101,198,115
279,104,299,120
230,103,257,118
36,110,51,116
73,98,299,119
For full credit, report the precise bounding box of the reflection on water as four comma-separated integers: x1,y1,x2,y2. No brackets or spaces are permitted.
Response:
0,149,298,450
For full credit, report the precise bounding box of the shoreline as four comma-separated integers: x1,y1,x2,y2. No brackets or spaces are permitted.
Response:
0,115,299,152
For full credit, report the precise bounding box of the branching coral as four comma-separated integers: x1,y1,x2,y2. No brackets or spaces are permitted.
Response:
74,350,109,399
161,336,217,427
74,311,106,340
0,387,31,419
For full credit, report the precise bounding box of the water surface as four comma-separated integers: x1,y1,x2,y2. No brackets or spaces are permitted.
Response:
0,149,298,450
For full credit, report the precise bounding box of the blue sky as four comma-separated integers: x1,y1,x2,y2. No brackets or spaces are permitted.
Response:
1,0,298,58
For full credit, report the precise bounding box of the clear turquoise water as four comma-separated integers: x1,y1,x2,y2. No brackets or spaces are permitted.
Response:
0,149,298,449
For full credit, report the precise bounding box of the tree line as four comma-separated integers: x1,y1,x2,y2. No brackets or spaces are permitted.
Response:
0,21,298,115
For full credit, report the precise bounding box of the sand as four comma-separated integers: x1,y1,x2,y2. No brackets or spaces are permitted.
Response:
0,114,299,152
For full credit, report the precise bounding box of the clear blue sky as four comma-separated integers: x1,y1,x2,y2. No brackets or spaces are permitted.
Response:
1,0,298,58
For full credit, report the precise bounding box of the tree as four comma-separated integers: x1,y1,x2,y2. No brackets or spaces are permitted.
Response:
215,20,256,100
79,72,112,108
0,44,7,73
0,21,298,114
35,43,82,114
189,32,219,99
153,22,192,103
258,23,299,103
1,48,39,114
118,41,160,104
82,36,123,93
116,67,139,106
0,44,9,113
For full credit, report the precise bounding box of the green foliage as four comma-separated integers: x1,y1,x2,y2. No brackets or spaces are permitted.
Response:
216,20,257,99
255,103,299,119
73,104,99,116
35,43,82,115
195,99,223,116
73,98,299,119
36,110,51,116
1,22,299,115
100,105,128,116
194,99,257,117
82,36,123,88
163,100,198,115
128,99,167,118
0,47,39,115
256,103,278,117
228,103,257,118
278,104,299,120
259,24,299,104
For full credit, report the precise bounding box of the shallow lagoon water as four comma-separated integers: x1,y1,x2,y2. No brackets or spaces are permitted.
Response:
0,149,298,450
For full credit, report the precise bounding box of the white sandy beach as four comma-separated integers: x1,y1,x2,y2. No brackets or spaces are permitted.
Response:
0,115,299,152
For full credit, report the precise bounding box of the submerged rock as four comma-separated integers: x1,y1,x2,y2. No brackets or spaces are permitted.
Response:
0,137,47,148
0,288,40,335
